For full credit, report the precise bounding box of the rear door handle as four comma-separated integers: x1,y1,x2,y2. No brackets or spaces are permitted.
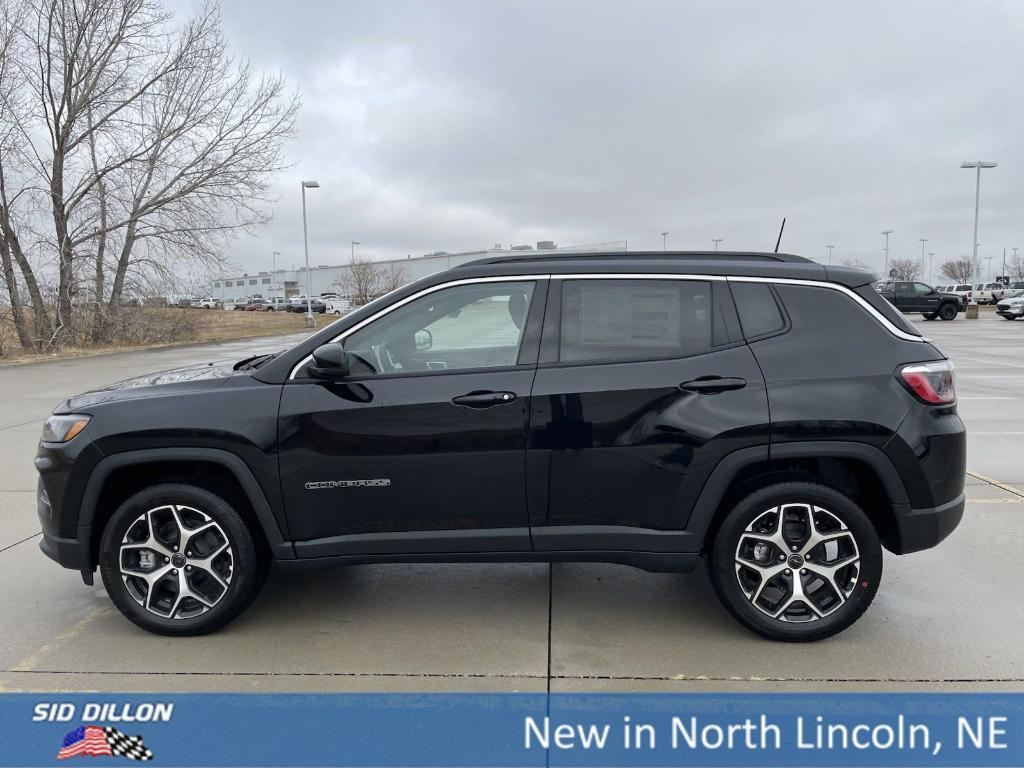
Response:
451,390,517,408
680,376,747,394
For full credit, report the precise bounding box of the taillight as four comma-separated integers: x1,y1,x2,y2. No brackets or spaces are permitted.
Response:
899,360,955,405
968,290,973,297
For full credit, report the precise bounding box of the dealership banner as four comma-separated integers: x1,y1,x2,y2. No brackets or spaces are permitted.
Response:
0,692,1021,767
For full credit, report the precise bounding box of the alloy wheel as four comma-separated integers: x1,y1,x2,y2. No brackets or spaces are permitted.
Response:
734,503,860,623
119,504,234,619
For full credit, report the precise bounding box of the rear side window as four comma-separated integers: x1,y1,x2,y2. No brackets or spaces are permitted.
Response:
559,279,712,362
729,282,786,338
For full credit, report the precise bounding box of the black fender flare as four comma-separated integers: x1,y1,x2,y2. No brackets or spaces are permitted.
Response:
686,441,910,547
79,447,293,561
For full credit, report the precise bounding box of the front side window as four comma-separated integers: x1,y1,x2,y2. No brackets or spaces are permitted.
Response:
340,281,535,375
913,283,932,294
558,279,713,363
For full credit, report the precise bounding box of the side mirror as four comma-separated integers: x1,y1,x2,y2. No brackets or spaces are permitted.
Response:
414,329,433,351
309,342,349,379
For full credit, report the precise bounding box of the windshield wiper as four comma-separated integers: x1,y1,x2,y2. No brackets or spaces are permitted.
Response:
235,353,278,371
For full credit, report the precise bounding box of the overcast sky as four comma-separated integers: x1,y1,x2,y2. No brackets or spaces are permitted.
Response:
178,0,1024,280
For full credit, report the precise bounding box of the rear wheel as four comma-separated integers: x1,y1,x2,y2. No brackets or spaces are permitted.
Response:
99,483,268,636
939,303,957,320
922,312,937,320
708,482,882,641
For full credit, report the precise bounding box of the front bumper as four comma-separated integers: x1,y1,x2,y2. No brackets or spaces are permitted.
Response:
889,492,965,555
39,529,92,571
996,303,1023,317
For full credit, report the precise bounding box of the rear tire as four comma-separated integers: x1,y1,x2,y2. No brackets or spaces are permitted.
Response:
99,483,268,636
939,303,957,320
922,312,937,320
708,482,882,642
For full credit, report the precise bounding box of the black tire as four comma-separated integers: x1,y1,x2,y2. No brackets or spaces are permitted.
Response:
938,303,958,320
1002,315,1017,321
708,481,882,642
99,483,268,636
921,312,937,320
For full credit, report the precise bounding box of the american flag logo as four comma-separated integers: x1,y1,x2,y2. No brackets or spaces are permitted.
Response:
57,725,154,761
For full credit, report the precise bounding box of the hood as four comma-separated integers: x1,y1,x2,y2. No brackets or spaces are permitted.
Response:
57,359,241,411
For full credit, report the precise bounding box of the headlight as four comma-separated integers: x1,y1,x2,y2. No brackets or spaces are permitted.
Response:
42,414,91,443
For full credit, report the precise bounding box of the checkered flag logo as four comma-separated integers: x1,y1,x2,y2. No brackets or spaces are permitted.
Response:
57,725,154,761
105,726,154,761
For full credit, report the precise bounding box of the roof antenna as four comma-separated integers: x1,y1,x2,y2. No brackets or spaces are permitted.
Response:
774,217,786,253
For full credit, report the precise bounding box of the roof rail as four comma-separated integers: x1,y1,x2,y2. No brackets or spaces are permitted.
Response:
457,250,813,268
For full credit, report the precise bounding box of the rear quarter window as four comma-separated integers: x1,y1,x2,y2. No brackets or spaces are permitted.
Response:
729,282,786,339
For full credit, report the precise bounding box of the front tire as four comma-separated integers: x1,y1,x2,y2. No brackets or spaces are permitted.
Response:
708,482,882,642
939,303,958,320
99,483,268,636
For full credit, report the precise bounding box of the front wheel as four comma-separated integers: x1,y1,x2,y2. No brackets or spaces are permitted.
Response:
99,483,268,636
1002,315,1018,321
939,303,958,320
708,482,882,642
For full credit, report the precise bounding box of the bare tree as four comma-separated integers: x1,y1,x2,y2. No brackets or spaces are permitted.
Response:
341,258,409,305
888,258,922,281
1007,253,1024,282
0,0,297,349
379,261,407,294
940,258,975,284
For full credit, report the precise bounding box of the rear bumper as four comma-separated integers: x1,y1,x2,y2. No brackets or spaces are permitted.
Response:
889,492,965,554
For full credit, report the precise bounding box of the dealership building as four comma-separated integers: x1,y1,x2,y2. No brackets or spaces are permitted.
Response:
209,241,626,304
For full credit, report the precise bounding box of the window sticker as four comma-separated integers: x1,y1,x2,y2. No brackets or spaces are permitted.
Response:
579,286,681,347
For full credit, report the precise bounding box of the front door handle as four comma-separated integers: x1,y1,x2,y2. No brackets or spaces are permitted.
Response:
451,390,517,408
680,376,747,394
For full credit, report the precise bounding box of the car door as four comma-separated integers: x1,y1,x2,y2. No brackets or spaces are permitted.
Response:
278,277,547,556
525,276,769,552
912,282,940,312
893,282,917,311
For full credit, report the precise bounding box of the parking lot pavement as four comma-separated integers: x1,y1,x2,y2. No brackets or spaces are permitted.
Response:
1,316,1021,693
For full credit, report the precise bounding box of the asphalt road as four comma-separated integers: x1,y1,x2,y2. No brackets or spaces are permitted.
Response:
0,314,1021,693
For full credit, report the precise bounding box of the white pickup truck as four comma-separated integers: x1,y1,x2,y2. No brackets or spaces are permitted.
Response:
974,282,1012,305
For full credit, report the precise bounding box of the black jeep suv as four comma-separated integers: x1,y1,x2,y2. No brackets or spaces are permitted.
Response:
35,252,965,641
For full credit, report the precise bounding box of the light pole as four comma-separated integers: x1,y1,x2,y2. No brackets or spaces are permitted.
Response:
661,232,669,251
301,180,320,327
1002,246,1007,282
960,161,997,271
826,244,835,264
351,240,360,263
985,256,994,281
272,251,281,297
928,252,935,284
712,238,723,251
881,230,894,275
918,238,927,279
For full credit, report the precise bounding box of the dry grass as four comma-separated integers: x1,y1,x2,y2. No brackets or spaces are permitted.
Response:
0,308,339,365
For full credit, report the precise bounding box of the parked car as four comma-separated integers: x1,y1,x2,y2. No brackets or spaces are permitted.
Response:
876,281,962,320
243,300,266,311
947,284,975,304
325,298,352,315
288,298,326,313
194,297,222,309
35,250,965,640
1002,281,1024,299
262,297,288,311
974,282,1010,305
995,295,1024,320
